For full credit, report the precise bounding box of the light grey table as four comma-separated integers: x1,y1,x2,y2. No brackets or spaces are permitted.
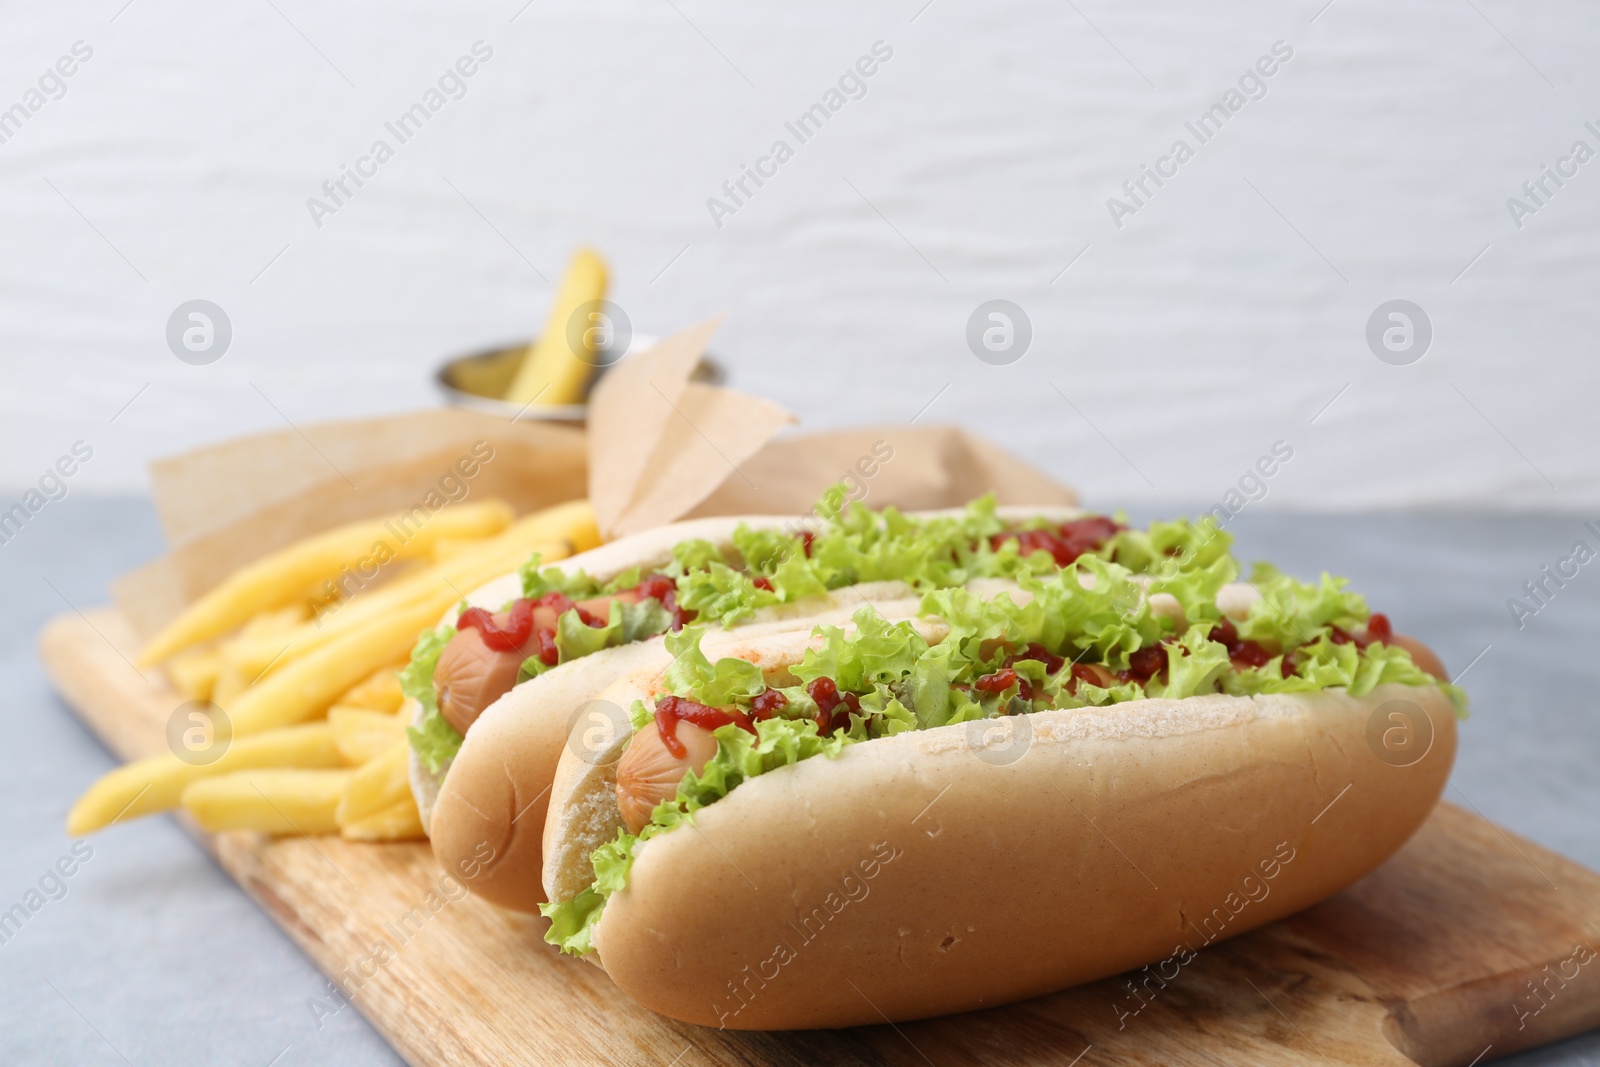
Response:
4,497,1598,1066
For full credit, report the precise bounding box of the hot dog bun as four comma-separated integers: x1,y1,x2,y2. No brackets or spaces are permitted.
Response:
541,629,1457,1030
416,506,1079,910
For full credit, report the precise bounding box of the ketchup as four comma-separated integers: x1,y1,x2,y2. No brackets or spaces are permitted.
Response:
800,530,816,557
1066,662,1110,694
806,677,860,735
1207,618,1276,671
456,599,535,651
751,576,774,592
750,689,788,720
1123,644,1169,684
975,666,1033,700
992,515,1124,567
654,694,755,758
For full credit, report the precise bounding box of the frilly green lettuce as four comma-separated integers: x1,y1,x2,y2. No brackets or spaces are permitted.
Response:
401,617,465,773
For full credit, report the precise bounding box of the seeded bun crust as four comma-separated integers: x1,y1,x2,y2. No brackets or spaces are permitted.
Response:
414,507,1080,912
541,627,1456,1030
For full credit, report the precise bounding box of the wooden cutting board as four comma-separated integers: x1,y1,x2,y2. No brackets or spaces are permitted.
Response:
41,608,1600,1067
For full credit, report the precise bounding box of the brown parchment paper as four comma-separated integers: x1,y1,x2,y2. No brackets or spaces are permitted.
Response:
688,426,1076,519
113,410,587,640
586,318,795,537
114,322,1075,638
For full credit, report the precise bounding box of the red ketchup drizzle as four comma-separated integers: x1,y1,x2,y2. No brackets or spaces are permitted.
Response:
653,694,755,758
799,530,816,557
1207,618,1279,672
1122,644,1170,684
1067,662,1110,695
456,599,535,651
992,515,1125,567
751,576,774,592
974,667,1031,700
806,677,861,736
750,689,788,720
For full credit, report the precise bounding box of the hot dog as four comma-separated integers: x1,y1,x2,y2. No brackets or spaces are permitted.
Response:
530,552,1464,1030
408,494,1239,913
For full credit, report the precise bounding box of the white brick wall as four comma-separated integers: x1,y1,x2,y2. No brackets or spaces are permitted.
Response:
1,0,1594,508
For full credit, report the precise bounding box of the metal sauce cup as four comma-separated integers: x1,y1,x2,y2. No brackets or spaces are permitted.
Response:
435,334,722,423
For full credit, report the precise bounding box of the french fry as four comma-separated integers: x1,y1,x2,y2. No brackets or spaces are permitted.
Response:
138,499,515,665
217,604,309,682
166,646,221,702
223,501,596,678
341,797,426,842
227,602,449,734
181,769,353,836
66,723,342,836
336,743,412,827
329,705,407,765
429,537,477,563
505,247,608,406
212,661,249,708
495,498,602,555
252,603,311,631
338,664,406,713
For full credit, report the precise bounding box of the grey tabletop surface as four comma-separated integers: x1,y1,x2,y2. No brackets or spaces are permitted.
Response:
3,496,1598,1066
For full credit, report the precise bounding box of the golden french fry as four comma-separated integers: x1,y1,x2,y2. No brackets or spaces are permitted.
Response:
299,558,425,613
338,664,405,713
67,723,342,836
225,502,596,678
336,743,411,827
329,705,407,765
138,499,515,665
430,537,479,563
182,769,353,835
506,247,608,406
227,602,450,735
251,603,310,632
340,796,426,842
497,499,601,555
166,646,221,702
212,661,248,708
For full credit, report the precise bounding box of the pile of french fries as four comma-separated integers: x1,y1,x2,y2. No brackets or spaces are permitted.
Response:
68,497,601,843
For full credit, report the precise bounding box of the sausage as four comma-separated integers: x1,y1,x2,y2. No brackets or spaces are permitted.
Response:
434,602,561,735
615,720,720,834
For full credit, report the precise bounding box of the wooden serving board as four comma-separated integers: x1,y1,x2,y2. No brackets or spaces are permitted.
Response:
42,608,1600,1067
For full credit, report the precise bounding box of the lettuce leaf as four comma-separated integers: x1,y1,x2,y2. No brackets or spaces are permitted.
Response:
402,619,465,773
674,560,779,628
1148,624,1231,700
1236,563,1368,649
792,609,930,692
519,552,604,600
1105,515,1233,576
660,627,767,706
